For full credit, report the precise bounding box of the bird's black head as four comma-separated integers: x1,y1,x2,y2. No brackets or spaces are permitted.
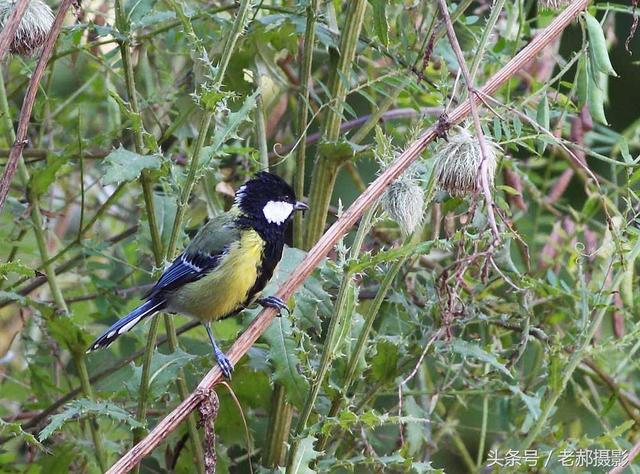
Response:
234,172,308,234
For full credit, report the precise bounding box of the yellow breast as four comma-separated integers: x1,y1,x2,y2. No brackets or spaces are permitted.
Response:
170,230,264,321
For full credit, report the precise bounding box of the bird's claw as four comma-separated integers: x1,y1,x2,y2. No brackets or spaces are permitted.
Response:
258,296,290,317
214,349,234,379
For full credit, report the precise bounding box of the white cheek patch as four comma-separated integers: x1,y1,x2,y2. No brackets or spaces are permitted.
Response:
263,200,294,224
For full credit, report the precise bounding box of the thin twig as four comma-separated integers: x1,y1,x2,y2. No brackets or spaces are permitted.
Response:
0,0,80,211
437,0,500,242
105,2,590,471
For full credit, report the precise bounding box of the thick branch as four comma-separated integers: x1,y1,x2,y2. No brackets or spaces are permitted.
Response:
106,1,589,471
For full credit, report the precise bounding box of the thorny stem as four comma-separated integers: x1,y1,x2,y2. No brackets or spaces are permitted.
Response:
113,0,190,467
157,1,254,471
303,0,368,249
437,0,501,242
267,0,320,462
293,0,320,248
289,205,377,469
317,235,412,452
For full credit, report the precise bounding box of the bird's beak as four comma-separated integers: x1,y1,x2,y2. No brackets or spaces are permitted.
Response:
294,201,309,212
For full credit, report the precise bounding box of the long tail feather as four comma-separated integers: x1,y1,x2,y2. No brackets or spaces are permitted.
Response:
87,299,165,352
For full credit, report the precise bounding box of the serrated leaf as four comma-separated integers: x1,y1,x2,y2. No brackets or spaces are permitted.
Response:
208,90,259,158
0,418,45,450
39,399,143,441
288,435,322,474
449,340,512,378
101,146,162,185
261,314,309,409
47,314,91,353
536,95,549,154
509,386,541,421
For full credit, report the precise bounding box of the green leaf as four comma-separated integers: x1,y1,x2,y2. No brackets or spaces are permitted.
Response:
261,314,309,409
370,339,399,383
207,90,259,159
449,340,512,378
0,418,46,450
126,348,197,399
0,260,34,279
318,138,367,164
101,146,162,185
39,399,143,441
47,315,91,353
509,386,541,420
29,155,71,196
288,435,322,474
536,95,549,154
369,0,389,46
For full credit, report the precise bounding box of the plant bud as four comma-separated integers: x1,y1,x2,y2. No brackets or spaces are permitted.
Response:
0,0,54,56
433,127,499,197
538,0,571,10
382,170,424,236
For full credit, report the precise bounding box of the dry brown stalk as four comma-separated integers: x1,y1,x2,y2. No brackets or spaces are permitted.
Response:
437,0,500,241
0,0,79,211
106,1,589,472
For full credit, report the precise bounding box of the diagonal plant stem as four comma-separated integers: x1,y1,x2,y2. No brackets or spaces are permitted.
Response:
437,0,500,242
104,3,591,469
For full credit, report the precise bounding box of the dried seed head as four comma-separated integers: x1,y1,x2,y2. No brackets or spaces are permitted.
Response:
538,0,571,10
0,0,54,56
382,168,425,236
433,127,500,197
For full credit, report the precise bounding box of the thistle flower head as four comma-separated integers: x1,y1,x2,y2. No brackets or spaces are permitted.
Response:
538,0,571,10
432,127,500,197
382,167,425,236
0,0,54,56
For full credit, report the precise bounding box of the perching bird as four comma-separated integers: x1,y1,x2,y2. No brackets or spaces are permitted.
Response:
87,172,308,378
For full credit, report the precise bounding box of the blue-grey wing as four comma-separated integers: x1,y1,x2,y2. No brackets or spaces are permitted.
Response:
144,251,224,298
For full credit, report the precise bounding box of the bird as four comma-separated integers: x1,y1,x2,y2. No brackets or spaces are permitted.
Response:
87,171,308,379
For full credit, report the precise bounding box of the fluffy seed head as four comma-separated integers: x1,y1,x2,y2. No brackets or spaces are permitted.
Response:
538,0,571,10
433,127,500,197
382,168,425,236
0,0,54,56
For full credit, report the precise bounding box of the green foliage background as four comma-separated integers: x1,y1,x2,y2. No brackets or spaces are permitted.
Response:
1,1,640,473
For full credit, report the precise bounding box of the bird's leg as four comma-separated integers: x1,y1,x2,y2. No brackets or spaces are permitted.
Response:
257,295,290,317
204,322,233,379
